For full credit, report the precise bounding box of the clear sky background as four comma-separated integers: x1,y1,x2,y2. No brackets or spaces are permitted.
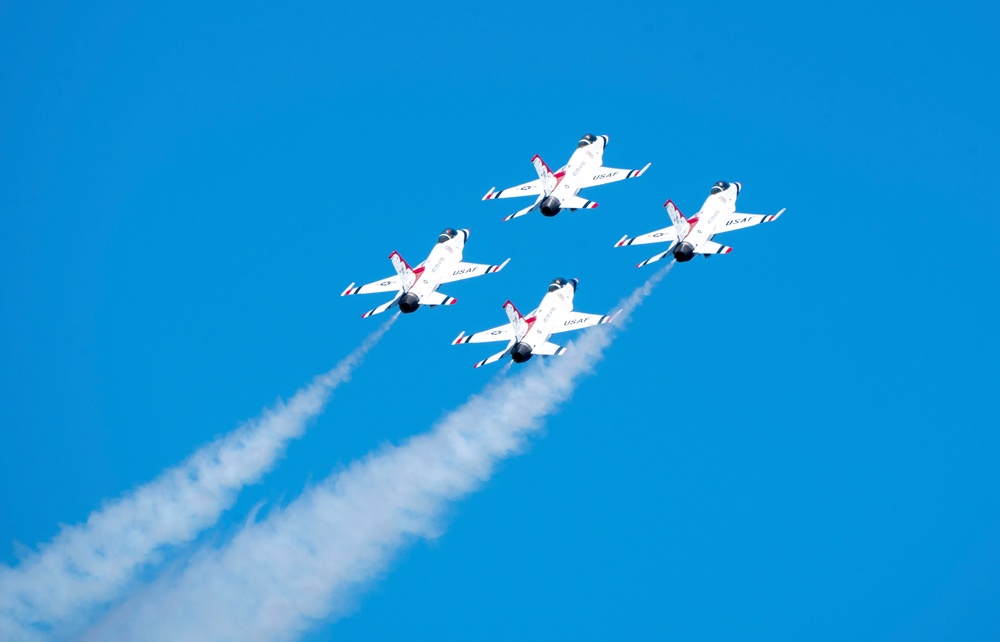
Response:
2,0,999,640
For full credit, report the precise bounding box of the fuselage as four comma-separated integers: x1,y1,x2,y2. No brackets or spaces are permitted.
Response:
512,281,576,357
397,230,468,312
539,135,608,216
409,233,465,299
674,182,741,261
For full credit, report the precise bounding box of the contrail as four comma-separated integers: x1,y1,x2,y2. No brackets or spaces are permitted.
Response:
84,264,672,642
0,315,398,642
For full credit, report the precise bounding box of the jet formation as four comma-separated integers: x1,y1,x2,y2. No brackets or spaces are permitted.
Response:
343,134,785,367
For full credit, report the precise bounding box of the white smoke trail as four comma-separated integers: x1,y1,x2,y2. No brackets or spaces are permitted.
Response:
84,265,672,642
0,315,398,642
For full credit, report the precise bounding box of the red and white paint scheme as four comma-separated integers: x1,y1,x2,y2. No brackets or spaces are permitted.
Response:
453,277,617,368
614,181,785,266
482,134,650,222
342,228,509,318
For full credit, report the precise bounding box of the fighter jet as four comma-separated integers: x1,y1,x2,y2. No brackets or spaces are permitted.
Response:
614,181,785,266
452,277,617,368
342,228,509,318
482,134,651,222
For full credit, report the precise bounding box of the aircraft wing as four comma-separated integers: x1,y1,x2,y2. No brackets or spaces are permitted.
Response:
342,275,401,296
550,311,617,334
483,179,544,200
438,258,510,284
716,208,786,234
453,324,514,345
614,225,677,248
580,162,651,188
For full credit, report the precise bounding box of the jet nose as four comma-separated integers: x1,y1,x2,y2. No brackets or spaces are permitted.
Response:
599,135,609,148
460,229,470,241
733,182,742,194
570,278,579,290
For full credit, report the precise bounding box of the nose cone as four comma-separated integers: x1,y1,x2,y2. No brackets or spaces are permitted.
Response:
569,278,579,291
460,229,470,241
733,182,742,195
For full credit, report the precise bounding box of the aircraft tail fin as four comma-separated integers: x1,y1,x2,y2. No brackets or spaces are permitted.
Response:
503,300,529,341
389,251,417,291
531,155,557,194
663,199,691,239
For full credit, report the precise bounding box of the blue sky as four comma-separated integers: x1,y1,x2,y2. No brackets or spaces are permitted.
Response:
1,0,998,639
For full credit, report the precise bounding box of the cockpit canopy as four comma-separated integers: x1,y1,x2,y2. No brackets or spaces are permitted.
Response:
548,277,568,292
710,180,731,195
437,228,458,244
577,133,598,148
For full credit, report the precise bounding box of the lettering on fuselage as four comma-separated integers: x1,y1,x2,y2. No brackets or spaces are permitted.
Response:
726,216,752,226
380,280,393,286
562,317,587,327
590,172,619,181
451,267,478,276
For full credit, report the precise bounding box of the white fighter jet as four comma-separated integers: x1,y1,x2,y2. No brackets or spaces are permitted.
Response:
482,134,651,222
614,181,785,266
342,228,509,318
452,277,617,368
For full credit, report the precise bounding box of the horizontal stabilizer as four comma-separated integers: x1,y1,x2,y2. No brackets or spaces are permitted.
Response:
361,294,402,319
698,240,732,256
636,249,675,268
420,291,458,307
559,195,599,211
532,341,566,357
473,345,513,368
503,194,544,222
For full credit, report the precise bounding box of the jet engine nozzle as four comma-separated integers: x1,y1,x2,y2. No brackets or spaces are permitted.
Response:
510,342,533,363
539,196,562,217
398,292,421,313
673,242,696,263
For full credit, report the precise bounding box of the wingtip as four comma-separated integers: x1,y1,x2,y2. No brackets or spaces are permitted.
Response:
614,235,629,248
494,257,511,272
452,331,466,345
341,282,356,296
482,187,496,200
775,207,787,219
638,162,651,176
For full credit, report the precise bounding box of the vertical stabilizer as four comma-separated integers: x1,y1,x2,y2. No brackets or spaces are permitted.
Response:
503,300,529,341
530,155,558,194
664,200,690,239
389,251,417,292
